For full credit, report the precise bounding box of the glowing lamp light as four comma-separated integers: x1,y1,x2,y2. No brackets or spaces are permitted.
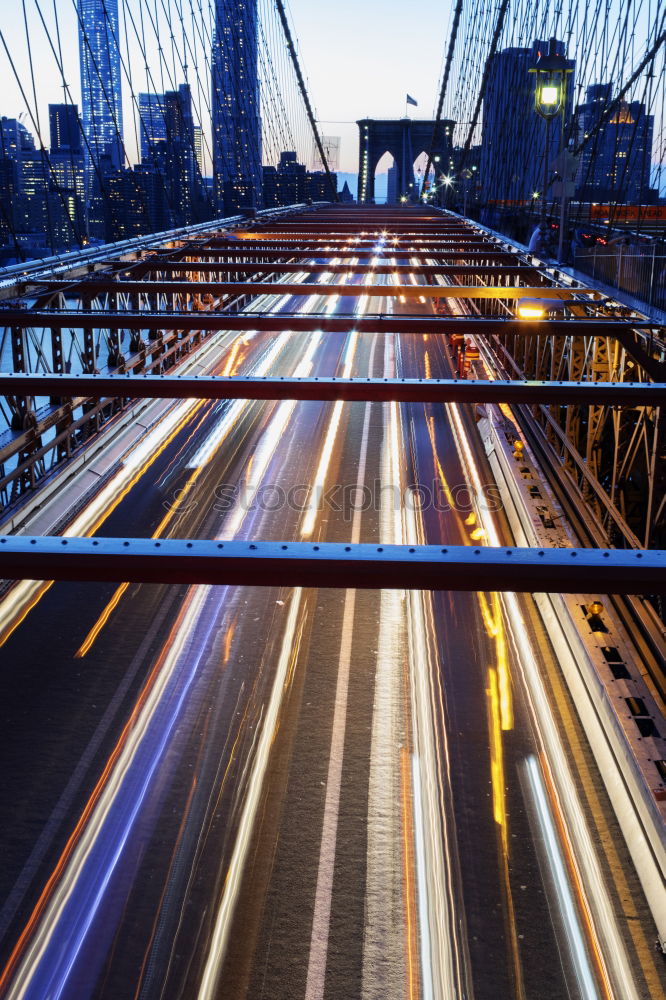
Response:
516,299,546,320
529,38,571,121
540,85,559,106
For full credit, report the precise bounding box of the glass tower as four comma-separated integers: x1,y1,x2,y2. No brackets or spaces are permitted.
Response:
138,93,167,163
77,0,124,189
211,0,262,214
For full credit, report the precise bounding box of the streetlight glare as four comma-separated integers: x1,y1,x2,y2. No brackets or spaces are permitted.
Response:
540,85,559,106
517,306,546,319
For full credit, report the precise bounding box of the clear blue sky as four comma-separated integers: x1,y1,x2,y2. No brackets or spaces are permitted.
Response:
0,1,451,174
1,1,661,184
288,0,451,171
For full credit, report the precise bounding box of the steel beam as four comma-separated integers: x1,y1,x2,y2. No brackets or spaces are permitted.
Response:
128,249,523,264
37,263,538,285
0,537,662,592
21,281,589,301
0,374,662,407
0,310,656,338
211,237,495,247
177,247,511,258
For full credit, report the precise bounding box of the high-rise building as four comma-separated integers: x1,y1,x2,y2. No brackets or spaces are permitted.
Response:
138,93,167,162
193,125,204,178
49,105,82,154
574,85,655,203
306,170,338,203
77,0,124,193
48,104,85,242
138,85,210,227
263,151,334,208
479,39,575,206
211,0,261,214
276,151,306,205
0,117,35,160
0,117,82,254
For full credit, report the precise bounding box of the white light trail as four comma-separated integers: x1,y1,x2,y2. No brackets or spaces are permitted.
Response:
445,399,637,1000
524,756,600,1000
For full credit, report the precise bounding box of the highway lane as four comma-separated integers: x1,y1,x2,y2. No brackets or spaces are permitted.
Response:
213,309,570,999
0,273,357,996
210,253,664,999
0,228,663,999
0,261,413,997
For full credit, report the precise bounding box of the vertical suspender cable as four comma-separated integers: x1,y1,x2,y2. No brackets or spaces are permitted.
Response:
272,0,338,201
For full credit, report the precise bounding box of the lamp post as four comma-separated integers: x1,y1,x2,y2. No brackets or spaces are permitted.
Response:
461,167,473,217
442,174,453,209
529,39,571,230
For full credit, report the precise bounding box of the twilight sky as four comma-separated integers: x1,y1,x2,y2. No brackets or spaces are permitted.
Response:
287,0,451,171
0,0,451,175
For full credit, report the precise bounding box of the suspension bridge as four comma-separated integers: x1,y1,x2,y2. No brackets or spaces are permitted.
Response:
0,3,664,999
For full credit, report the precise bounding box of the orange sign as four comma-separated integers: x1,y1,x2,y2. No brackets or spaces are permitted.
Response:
589,204,666,221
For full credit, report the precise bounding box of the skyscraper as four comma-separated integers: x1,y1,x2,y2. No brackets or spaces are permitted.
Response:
479,40,575,206
77,0,124,186
49,105,86,244
138,93,167,162
574,85,655,203
193,125,204,178
48,105,82,155
211,0,262,214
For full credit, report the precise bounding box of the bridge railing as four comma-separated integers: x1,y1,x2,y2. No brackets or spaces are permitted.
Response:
573,246,666,316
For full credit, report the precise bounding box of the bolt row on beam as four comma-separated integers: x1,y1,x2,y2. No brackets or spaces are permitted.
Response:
26,281,593,301
0,310,653,336
1,374,661,407
0,537,662,593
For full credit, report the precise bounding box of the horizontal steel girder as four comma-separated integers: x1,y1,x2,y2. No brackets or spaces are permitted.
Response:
0,309,654,335
28,281,589,301
177,247,510,258
1,373,662,406
211,238,494,248
0,537,662,592
133,250,522,264
40,263,537,284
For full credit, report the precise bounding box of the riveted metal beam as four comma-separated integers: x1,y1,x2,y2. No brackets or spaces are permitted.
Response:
0,310,655,337
125,249,523,264
19,282,593,301
0,374,662,407
0,537,662,593
35,263,538,287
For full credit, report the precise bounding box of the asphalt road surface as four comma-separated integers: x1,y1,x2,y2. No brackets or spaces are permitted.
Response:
0,246,663,1000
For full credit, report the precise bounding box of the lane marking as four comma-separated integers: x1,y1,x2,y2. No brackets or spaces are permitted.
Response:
304,362,374,1000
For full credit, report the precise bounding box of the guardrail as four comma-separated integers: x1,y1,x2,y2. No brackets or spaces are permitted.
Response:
574,248,666,314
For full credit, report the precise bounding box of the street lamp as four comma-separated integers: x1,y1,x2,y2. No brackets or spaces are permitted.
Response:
460,167,473,217
529,38,571,228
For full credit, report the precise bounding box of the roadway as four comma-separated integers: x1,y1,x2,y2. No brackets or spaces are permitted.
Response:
0,218,663,1000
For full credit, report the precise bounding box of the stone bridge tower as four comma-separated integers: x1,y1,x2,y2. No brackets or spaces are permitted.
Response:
357,118,455,203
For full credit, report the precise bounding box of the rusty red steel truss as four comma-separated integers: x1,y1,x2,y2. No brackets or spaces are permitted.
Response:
0,205,664,586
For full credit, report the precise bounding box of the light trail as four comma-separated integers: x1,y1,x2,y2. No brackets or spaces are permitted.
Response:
299,267,355,539
222,332,323,538
197,587,306,1000
524,755,600,1000
445,396,637,1000
2,582,213,999
76,331,298,657
0,273,344,996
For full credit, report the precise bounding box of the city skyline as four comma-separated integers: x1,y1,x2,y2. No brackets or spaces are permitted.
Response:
0,1,662,182
0,1,450,176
